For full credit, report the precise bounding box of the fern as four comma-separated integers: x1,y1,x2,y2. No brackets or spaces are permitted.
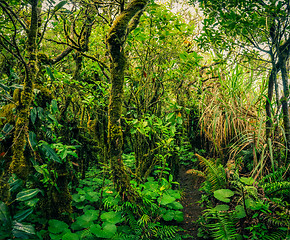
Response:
137,214,150,226
264,229,288,240
260,167,286,184
196,154,227,192
263,213,290,228
206,210,238,240
186,168,206,178
112,232,137,240
153,225,179,239
262,181,290,197
126,211,142,235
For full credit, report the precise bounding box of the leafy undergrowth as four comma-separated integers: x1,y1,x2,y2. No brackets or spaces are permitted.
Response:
45,168,185,239
190,154,290,240
0,167,188,239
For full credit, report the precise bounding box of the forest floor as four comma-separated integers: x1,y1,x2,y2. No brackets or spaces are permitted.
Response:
178,166,204,239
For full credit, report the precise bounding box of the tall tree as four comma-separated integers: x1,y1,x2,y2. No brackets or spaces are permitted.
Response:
0,0,40,182
106,0,148,201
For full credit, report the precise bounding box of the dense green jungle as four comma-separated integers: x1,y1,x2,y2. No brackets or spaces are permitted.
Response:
1,0,290,239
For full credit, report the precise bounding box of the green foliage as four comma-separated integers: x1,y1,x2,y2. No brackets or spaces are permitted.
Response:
1,0,290,239
197,154,227,193
206,210,239,240
262,181,290,198
213,189,234,203
197,162,290,240
41,167,183,239
0,175,41,239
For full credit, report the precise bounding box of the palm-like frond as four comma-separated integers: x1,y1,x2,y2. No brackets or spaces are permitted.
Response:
196,154,227,192
264,230,288,240
263,181,290,197
206,210,238,240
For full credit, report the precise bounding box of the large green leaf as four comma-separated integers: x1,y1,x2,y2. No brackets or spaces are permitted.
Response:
53,0,67,12
166,189,181,199
51,99,58,114
13,209,33,222
71,210,99,230
49,228,70,240
90,223,117,239
62,231,79,240
214,204,230,212
101,211,123,224
2,123,13,135
174,211,184,222
72,193,85,203
240,177,254,186
8,175,23,193
235,205,246,219
16,189,41,201
48,219,69,234
159,194,176,205
24,198,39,207
167,201,183,210
214,189,234,203
12,221,35,238
30,107,37,124
0,201,10,224
46,67,55,81
29,131,37,150
162,210,175,221
41,144,62,163
245,199,263,211
85,192,99,202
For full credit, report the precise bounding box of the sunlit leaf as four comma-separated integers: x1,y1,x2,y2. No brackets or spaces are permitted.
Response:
16,189,41,201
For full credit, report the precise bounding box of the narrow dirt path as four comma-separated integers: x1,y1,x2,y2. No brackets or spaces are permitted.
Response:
178,166,203,239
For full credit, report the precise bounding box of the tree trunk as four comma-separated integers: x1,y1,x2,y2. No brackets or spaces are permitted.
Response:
106,0,148,201
9,0,39,180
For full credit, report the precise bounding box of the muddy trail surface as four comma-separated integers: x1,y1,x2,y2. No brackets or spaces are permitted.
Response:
178,166,204,239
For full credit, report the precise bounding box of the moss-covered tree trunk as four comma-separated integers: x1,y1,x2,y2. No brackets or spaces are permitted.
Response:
9,0,39,180
106,0,148,201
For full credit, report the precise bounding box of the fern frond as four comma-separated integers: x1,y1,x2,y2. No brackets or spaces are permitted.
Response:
207,211,238,240
196,154,227,191
263,181,290,197
186,169,206,178
137,214,151,227
126,211,142,235
264,229,287,240
154,225,179,239
260,167,286,184
263,214,290,228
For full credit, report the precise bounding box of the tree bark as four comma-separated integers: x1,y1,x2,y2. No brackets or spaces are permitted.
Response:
9,0,39,180
106,0,148,201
